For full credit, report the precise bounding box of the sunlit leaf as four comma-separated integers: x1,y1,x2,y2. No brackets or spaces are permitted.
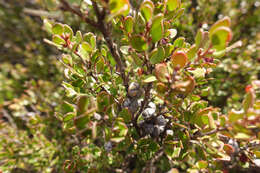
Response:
166,0,181,11
143,75,157,83
209,16,231,36
149,46,165,64
109,0,130,18
124,16,134,33
155,63,170,83
52,23,64,35
210,27,232,51
130,35,148,51
171,51,188,69
150,13,164,42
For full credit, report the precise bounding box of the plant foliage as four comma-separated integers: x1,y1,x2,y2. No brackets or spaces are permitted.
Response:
0,0,259,173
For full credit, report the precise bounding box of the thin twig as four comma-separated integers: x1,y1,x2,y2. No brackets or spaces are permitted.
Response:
60,0,128,89
60,0,98,28
23,8,61,19
141,148,164,173
192,127,228,139
133,83,153,135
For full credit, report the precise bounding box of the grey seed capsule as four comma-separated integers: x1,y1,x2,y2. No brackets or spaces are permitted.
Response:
123,98,131,108
143,123,154,135
128,82,142,98
128,99,139,114
228,139,239,153
166,130,173,136
142,108,155,119
104,141,112,152
94,113,102,120
148,102,156,109
158,125,165,133
152,125,160,137
156,115,166,126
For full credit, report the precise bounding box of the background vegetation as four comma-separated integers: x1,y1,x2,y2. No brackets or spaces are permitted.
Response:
0,0,259,172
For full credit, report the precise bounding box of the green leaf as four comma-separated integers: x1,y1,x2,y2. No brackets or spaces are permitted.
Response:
208,114,216,129
75,31,82,43
130,35,148,51
243,91,255,113
209,16,231,36
106,52,116,67
61,101,75,114
141,0,154,9
64,24,73,39
119,108,131,123
165,146,181,158
150,13,164,42
186,44,197,61
190,68,206,78
74,115,90,130
90,35,96,49
201,87,210,97
166,0,181,11
109,0,130,17
195,29,203,49
52,23,64,35
81,42,93,52
228,109,244,122
149,47,165,64
83,32,94,42
174,8,184,20
62,82,77,97
114,121,128,136
52,35,65,45
213,49,226,58
131,52,143,66
210,27,232,51
234,133,250,140
77,95,89,115
134,13,146,33
96,57,105,73
63,112,75,122
111,137,125,143
196,160,208,169
124,16,134,33
120,46,130,55
97,91,112,112
143,75,157,83
78,43,89,60
174,37,185,48
140,4,153,22
43,19,53,33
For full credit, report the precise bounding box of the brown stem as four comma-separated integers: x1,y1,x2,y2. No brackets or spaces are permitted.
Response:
60,0,128,88
192,127,228,139
60,0,98,28
141,148,164,173
133,83,153,136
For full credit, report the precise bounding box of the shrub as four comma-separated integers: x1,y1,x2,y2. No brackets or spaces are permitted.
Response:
0,0,259,172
